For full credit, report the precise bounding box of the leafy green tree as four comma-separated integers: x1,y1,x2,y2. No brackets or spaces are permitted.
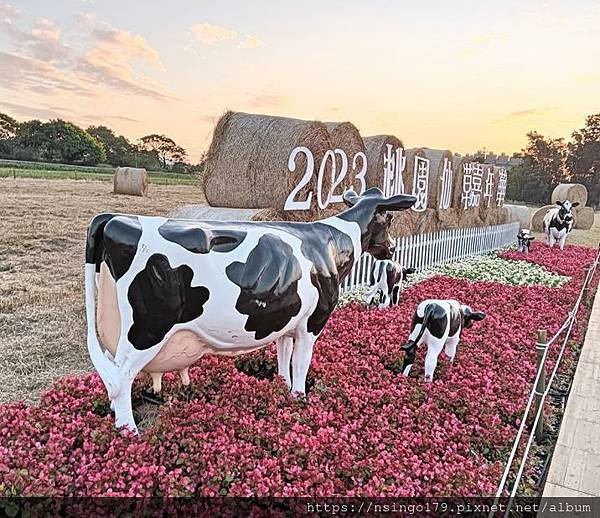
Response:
0,112,19,157
139,134,187,169
87,125,135,166
567,114,600,208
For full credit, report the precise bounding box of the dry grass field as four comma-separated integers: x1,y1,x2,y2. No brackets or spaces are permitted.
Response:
0,179,598,405
0,178,202,404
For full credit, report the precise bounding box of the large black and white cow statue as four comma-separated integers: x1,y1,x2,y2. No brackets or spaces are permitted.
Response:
543,200,579,250
516,229,535,253
400,299,486,381
85,188,416,432
365,260,416,308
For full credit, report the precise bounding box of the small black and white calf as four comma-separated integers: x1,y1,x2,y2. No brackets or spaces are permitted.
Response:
543,200,579,250
401,299,486,381
85,188,416,432
365,260,416,308
516,229,535,253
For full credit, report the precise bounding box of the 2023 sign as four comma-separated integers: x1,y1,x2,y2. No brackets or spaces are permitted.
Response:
284,147,367,211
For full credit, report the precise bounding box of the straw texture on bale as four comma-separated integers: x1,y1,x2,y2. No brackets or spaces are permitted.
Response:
422,148,453,211
437,208,461,229
531,205,555,232
203,111,332,217
450,156,468,210
412,208,439,235
170,204,261,221
478,164,497,218
551,183,588,207
113,167,148,197
390,211,415,238
504,204,531,230
574,206,595,230
363,134,404,191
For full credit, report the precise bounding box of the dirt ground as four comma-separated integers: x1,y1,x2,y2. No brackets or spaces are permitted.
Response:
1,179,598,404
0,178,202,404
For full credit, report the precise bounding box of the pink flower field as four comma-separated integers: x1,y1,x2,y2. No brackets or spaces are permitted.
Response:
0,243,598,498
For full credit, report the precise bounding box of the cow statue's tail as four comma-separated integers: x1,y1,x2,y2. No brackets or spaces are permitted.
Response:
84,214,119,398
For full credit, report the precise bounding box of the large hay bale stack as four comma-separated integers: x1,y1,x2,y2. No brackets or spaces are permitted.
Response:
531,205,555,231
574,206,595,230
551,183,588,207
203,111,333,219
363,134,404,191
478,164,498,225
390,211,415,238
113,167,148,197
451,158,483,227
504,204,531,229
422,148,453,211
404,148,428,200
170,204,261,220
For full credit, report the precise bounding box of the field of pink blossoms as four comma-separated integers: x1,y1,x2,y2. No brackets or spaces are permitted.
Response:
0,242,597,497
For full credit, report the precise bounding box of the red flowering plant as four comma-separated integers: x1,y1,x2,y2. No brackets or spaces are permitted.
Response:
0,245,597,498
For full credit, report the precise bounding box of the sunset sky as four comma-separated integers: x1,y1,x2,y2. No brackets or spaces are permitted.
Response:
1,0,599,162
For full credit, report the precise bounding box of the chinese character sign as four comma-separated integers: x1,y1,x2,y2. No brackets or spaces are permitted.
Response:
412,156,429,212
483,167,495,207
496,167,507,206
461,162,483,209
439,157,453,210
383,144,406,197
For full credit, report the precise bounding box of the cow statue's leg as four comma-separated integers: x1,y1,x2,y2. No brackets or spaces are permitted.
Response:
365,284,378,306
290,330,317,395
424,336,446,382
150,372,163,393
548,232,556,248
444,333,460,363
276,336,294,389
379,291,391,309
179,367,191,386
559,232,567,251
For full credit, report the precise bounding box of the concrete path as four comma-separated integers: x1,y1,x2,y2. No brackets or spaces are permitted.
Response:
543,284,600,497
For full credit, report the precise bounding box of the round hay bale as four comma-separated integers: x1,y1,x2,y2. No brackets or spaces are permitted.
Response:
531,205,555,232
451,156,468,210
363,134,404,191
437,207,461,229
574,206,595,230
479,164,498,223
203,111,332,216
422,148,453,211
504,204,531,229
551,183,588,207
390,210,415,238
493,206,509,226
412,208,439,235
113,167,148,197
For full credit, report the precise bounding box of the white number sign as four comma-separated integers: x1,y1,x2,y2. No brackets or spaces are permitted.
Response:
284,147,368,211
411,156,430,212
439,157,453,210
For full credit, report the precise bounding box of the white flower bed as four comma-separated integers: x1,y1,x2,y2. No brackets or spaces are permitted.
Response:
338,253,569,306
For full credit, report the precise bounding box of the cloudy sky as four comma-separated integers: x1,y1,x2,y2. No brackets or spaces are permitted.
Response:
1,0,599,161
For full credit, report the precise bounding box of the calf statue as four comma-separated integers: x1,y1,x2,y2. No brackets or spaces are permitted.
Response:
543,200,579,250
366,260,416,308
516,229,535,253
85,188,416,432
400,299,486,382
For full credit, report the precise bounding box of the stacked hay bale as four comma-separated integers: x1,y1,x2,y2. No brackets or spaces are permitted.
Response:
113,167,148,196
451,158,483,228
478,164,497,226
422,148,456,230
202,111,334,222
403,148,439,235
504,204,531,230
530,205,555,231
363,134,404,191
551,183,593,230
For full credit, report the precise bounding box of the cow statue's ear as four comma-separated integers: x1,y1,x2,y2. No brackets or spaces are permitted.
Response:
471,311,486,321
572,202,580,208
376,194,417,213
343,189,359,207
556,201,563,206
530,237,536,241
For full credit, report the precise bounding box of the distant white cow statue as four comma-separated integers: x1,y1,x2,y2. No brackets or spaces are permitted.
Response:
366,260,416,308
85,188,416,433
401,299,486,381
543,200,579,250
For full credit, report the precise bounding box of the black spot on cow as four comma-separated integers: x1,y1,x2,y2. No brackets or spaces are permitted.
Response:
127,254,209,350
158,220,247,254
448,304,462,337
226,234,302,341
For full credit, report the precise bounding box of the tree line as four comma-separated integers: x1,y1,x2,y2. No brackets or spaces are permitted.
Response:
0,112,204,173
506,114,600,208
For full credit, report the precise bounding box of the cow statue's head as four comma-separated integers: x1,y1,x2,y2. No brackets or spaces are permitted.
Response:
402,267,417,280
342,188,417,260
556,200,579,223
461,305,486,329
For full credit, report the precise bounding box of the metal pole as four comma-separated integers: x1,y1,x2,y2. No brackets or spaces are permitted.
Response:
583,266,591,307
535,329,547,443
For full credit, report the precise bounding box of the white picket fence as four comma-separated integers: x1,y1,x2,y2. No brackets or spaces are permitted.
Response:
341,222,520,292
